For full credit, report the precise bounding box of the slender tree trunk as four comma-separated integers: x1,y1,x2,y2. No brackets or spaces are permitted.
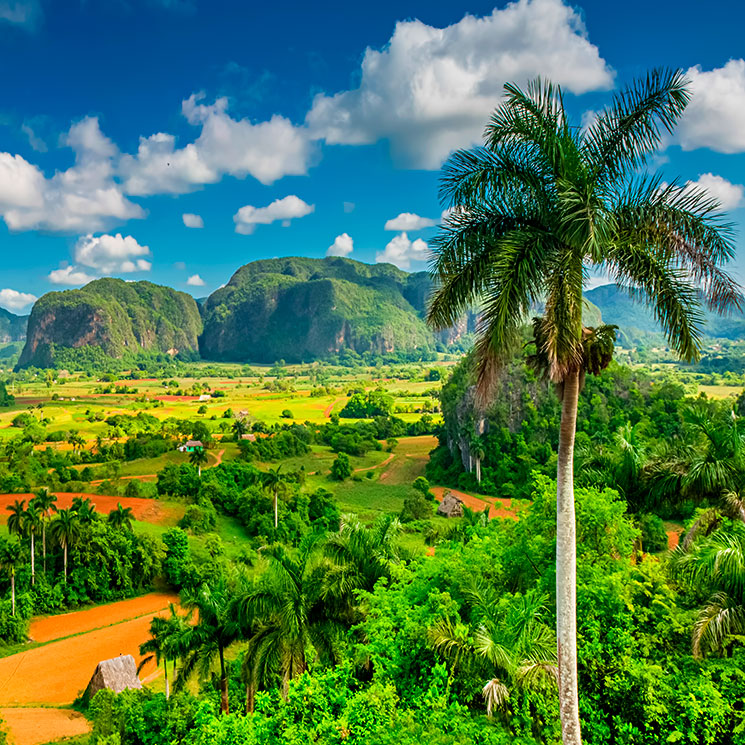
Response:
164,659,170,700
219,646,229,714
246,680,255,713
63,542,68,582
476,456,481,483
10,571,15,617
556,369,582,745
30,532,35,586
42,522,46,574
274,490,278,530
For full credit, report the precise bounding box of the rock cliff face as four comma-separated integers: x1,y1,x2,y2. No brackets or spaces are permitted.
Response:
0,308,28,343
199,256,436,363
17,278,202,368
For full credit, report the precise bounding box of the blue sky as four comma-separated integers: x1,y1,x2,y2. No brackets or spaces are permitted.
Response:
2,0,745,313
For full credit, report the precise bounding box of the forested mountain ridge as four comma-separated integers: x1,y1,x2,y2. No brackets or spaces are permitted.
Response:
17,278,203,368
0,307,27,343
199,256,439,363
587,283,745,344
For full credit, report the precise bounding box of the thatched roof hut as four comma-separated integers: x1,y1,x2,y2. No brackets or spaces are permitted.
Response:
87,655,142,699
437,491,464,518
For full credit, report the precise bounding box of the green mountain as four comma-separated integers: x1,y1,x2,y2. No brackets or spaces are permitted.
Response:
18,278,203,368
586,283,745,344
200,256,436,363
0,308,28,343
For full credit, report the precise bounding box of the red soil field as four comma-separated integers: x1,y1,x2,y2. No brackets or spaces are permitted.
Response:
0,493,177,524
431,486,516,520
29,592,179,644
154,395,200,402
0,593,179,708
667,529,681,550
0,708,90,745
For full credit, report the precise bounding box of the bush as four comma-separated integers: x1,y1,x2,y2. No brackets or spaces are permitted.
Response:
179,501,218,535
638,513,669,553
400,492,432,523
331,453,352,481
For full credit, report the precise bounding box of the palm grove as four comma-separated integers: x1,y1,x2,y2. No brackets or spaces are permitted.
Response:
1,69,745,745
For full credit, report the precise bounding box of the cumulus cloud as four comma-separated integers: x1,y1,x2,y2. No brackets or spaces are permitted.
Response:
326,232,354,257
187,274,205,286
182,212,204,228
0,0,41,29
73,233,151,273
120,94,315,195
0,117,144,233
376,232,430,270
48,266,96,286
384,212,436,231
678,61,745,153
0,288,36,312
306,0,613,168
233,195,314,235
685,173,744,210
21,122,47,152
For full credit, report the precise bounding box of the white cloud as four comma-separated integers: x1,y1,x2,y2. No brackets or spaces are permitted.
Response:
48,266,96,286
326,232,354,257
678,61,745,153
74,233,152,273
21,122,47,152
686,173,744,211
343,201,355,213
233,195,314,235
120,94,315,195
182,212,204,228
306,0,613,168
375,232,430,270
187,274,205,286
384,212,436,231
0,288,36,312
0,1,41,28
0,117,144,233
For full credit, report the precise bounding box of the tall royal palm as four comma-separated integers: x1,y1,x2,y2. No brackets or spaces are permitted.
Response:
427,70,740,744
32,489,58,574
49,509,82,582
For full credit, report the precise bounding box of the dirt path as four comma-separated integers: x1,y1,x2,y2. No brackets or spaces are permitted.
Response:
211,448,225,467
29,592,179,644
323,398,344,418
1,708,90,745
0,493,177,525
354,453,395,473
431,486,516,520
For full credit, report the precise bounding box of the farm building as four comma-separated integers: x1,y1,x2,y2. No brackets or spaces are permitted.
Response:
178,440,204,453
87,655,142,699
437,492,464,518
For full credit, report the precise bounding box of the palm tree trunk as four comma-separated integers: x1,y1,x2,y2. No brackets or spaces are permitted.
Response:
164,659,170,700
10,571,15,617
274,490,278,529
219,645,229,715
63,542,68,582
246,683,255,713
30,532,35,586
42,522,46,574
556,368,582,745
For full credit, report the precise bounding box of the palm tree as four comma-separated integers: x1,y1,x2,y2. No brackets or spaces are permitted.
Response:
108,503,135,531
177,576,244,715
426,71,740,744
49,509,81,582
322,514,401,622
31,489,58,574
6,499,25,541
139,604,191,699
189,447,209,477
429,588,557,717
671,524,745,657
232,418,248,440
22,503,41,587
239,537,342,711
263,466,286,530
0,537,21,616
71,496,97,523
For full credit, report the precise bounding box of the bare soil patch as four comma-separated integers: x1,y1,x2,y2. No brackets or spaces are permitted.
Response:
1,707,90,745
431,486,516,520
0,493,177,525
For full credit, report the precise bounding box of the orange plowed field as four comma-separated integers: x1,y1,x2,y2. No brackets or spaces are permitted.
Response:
0,593,178,706
1,708,90,745
431,486,516,520
0,493,177,524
